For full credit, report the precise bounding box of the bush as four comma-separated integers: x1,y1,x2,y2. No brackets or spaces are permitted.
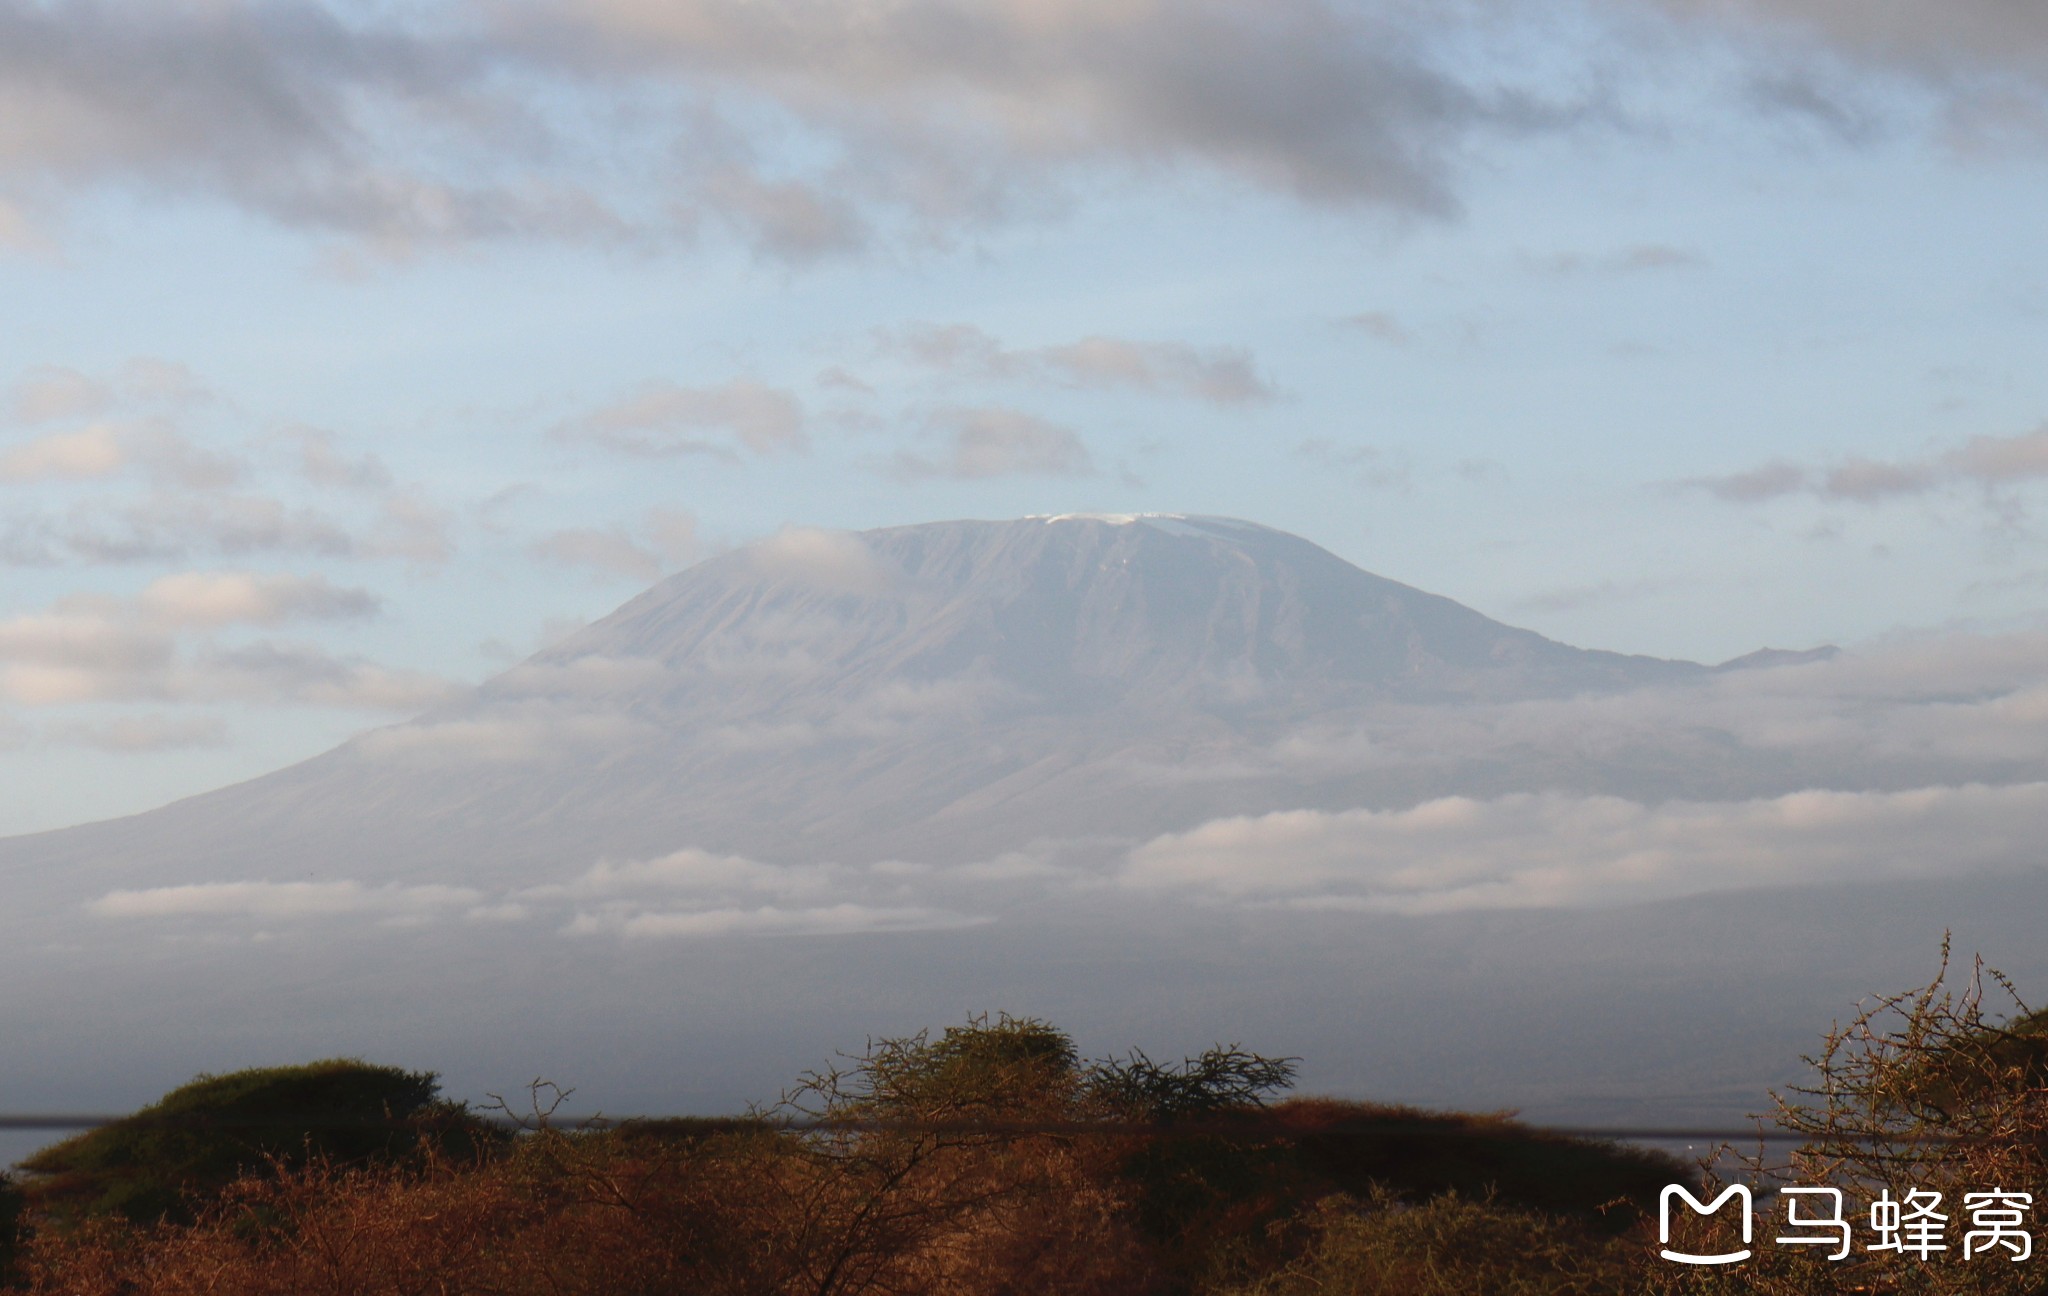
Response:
0,1173,24,1287
1217,1189,1636,1296
18,1059,495,1225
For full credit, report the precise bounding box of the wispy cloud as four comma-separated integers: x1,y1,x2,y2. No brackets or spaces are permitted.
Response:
88,880,483,922
1527,243,1707,276
556,381,808,461
1681,424,2048,505
0,575,445,710
1122,781,2048,913
886,323,1277,406
890,407,1095,480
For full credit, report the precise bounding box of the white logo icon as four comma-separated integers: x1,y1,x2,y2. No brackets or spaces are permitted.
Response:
1660,1184,1753,1265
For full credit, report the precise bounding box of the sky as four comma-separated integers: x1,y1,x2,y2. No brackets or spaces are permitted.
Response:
4,0,2048,837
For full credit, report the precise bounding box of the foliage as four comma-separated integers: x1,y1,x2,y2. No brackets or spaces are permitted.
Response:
1088,1045,1299,1122
17,1059,495,1226
1218,1189,1637,1296
0,1173,23,1288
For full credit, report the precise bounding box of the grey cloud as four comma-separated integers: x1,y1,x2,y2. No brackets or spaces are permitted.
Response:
6,358,209,425
559,380,809,460
500,0,1511,218
697,167,869,263
888,323,1278,406
1684,424,2048,507
1743,68,1886,144
1682,459,1812,502
890,407,1095,481
1341,311,1412,345
1950,426,2048,481
1531,243,1707,276
1642,0,2048,87
282,427,396,492
530,508,698,584
0,0,1578,257
1821,456,1940,501
0,0,635,254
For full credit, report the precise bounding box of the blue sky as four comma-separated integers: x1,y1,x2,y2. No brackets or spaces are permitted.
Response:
4,0,2048,835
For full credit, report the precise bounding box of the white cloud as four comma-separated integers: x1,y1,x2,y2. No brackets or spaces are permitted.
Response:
745,527,899,593
527,847,991,940
566,903,989,940
1122,781,2048,913
0,424,126,480
0,582,448,710
352,710,651,763
136,571,379,628
88,880,482,922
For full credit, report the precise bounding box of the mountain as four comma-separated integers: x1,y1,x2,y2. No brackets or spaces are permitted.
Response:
0,514,1760,890
2,514,2033,1140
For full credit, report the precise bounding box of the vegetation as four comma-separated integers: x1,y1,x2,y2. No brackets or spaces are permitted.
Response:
8,958,2046,1294
16,1059,496,1226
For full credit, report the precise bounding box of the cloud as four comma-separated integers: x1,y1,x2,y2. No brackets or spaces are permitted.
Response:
1341,311,1412,344
1642,0,2048,87
0,424,125,480
0,580,447,710
0,0,636,256
1682,424,2048,507
499,0,1527,220
1509,576,1677,616
531,528,664,583
887,323,1277,405
745,528,899,594
1529,243,1707,275
698,167,870,263
565,903,987,939
0,363,452,569
44,713,230,752
1295,438,1409,490
87,880,483,922
7,358,209,424
558,380,808,460
352,709,651,763
1122,781,2048,914
530,508,697,583
0,420,240,488
0,0,1594,258
891,407,1095,480
281,427,395,492
527,847,989,939
135,570,379,627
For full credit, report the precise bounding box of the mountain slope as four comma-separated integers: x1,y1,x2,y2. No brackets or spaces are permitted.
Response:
0,515,1757,890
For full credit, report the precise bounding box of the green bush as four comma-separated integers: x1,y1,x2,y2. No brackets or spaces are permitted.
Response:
18,1059,495,1225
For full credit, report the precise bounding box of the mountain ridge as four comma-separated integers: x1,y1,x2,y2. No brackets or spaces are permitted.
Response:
0,515,1824,889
